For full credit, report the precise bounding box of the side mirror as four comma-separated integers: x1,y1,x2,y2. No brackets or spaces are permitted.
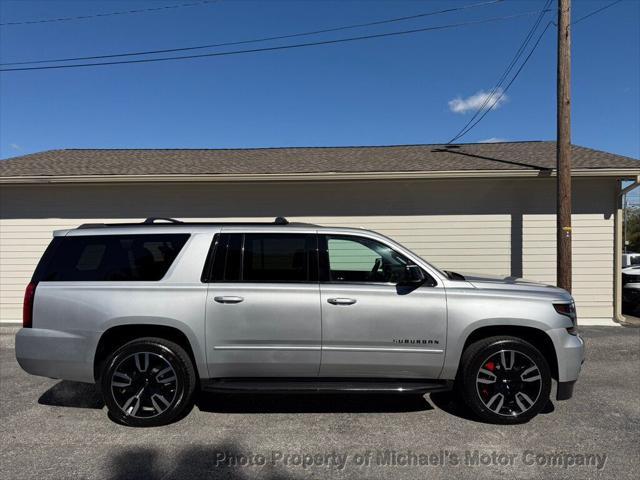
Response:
399,265,426,285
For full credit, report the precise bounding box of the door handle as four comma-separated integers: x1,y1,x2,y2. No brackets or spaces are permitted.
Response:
214,296,244,304
327,298,357,306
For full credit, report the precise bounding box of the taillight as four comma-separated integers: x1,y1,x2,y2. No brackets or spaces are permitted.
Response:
23,282,37,328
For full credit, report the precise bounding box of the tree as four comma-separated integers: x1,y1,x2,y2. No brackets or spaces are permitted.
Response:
625,206,640,253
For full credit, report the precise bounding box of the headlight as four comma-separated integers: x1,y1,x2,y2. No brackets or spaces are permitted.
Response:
554,301,578,334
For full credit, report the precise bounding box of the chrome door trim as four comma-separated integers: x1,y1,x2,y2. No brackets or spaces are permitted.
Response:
322,346,444,354
212,345,322,351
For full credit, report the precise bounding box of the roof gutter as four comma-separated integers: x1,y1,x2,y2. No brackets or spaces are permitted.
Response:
620,175,640,196
1,168,639,184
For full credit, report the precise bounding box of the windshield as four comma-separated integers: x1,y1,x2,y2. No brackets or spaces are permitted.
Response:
392,240,449,278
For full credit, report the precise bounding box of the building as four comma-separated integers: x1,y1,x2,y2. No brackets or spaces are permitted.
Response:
1,141,638,325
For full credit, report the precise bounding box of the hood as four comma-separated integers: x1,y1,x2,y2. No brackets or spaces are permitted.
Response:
454,271,572,300
459,272,548,286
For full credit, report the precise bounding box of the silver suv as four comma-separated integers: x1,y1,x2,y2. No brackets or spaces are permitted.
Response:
16,217,584,427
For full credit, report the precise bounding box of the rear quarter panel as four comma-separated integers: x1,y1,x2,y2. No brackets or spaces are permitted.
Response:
30,231,214,380
33,283,207,372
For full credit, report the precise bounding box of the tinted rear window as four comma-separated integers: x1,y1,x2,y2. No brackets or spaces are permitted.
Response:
243,233,314,282
35,234,189,281
208,233,317,283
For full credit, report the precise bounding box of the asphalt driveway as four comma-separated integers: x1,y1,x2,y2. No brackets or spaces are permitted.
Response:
1,326,639,480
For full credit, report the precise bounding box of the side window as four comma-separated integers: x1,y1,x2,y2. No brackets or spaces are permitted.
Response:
209,233,317,283
37,234,189,281
324,235,413,284
76,244,106,271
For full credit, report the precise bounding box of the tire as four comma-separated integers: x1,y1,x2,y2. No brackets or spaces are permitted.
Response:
456,336,551,424
100,337,197,427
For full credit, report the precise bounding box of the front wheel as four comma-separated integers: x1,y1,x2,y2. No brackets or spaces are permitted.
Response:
457,336,551,424
100,337,197,427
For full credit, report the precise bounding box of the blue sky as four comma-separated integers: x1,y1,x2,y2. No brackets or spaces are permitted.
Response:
0,0,638,160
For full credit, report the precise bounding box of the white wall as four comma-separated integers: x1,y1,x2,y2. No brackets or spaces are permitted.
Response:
0,177,618,323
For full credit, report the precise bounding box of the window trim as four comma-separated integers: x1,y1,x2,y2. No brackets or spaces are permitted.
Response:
200,233,221,283
319,234,436,287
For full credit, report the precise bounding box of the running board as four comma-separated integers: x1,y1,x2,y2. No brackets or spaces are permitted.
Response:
201,378,453,394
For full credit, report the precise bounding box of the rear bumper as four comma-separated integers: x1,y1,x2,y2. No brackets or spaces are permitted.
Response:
15,328,97,383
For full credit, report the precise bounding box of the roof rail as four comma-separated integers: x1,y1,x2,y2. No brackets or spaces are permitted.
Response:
77,223,108,229
77,216,298,229
143,217,183,224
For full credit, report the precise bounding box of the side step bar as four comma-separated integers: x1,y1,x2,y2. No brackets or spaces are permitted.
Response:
201,378,453,394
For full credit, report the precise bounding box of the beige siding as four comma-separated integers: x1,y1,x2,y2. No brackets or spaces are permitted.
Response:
0,177,618,323
522,214,614,319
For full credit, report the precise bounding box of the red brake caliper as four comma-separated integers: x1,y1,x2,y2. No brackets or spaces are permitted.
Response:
482,361,495,397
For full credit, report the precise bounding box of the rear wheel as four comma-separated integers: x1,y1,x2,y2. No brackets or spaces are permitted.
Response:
100,337,196,427
457,336,551,424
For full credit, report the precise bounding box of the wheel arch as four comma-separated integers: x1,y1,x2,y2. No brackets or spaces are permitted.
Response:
93,323,205,382
457,325,559,381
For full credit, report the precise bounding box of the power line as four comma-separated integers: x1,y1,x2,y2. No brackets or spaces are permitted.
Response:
447,0,626,143
447,0,553,144
450,21,554,144
0,10,544,73
0,1,219,27
448,0,552,143
572,0,624,25
1,0,504,67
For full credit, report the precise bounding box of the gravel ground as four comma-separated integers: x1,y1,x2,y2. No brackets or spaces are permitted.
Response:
1,326,639,480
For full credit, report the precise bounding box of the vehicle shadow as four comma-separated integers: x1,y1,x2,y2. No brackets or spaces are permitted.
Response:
428,391,482,422
37,381,555,426
428,391,555,424
107,444,305,480
196,392,433,414
36,381,432,417
38,380,104,409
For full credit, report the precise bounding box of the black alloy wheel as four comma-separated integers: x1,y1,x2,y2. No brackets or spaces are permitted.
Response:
458,336,552,424
100,337,196,427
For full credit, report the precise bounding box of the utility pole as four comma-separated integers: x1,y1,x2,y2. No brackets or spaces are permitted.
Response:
557,0,572,292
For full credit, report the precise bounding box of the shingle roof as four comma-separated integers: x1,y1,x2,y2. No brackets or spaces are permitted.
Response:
0,141,638,178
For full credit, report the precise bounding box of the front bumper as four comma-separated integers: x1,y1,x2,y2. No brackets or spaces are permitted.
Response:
15,328,97,383
557,380,576,400
546,327,585,400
